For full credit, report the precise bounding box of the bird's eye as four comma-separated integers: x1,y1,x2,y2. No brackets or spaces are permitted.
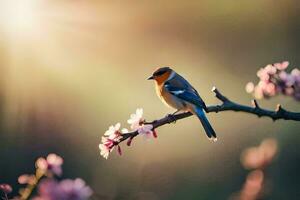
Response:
154,70,166,76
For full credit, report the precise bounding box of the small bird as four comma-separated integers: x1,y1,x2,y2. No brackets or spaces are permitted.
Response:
147,67,217,140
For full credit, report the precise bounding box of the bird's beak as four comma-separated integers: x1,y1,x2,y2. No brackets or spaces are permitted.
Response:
147,75,154,80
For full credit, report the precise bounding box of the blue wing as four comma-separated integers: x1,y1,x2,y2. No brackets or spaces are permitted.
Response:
164,83,206,109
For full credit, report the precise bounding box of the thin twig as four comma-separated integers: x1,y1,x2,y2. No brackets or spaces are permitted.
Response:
117,87,300,145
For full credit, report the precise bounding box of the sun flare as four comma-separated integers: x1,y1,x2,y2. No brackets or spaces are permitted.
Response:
0,0,40,39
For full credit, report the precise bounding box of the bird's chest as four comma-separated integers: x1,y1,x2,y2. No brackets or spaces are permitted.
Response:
155,84,167,101
155,83,185,109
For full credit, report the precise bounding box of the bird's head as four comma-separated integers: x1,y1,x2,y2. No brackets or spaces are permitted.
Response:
147,67,173,84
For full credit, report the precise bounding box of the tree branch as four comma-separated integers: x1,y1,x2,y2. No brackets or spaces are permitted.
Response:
117,87,300,145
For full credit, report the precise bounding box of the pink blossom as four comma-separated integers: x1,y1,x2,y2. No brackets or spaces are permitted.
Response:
36,154,63,176
34,178,92,200
291,68,300,75
0,184,12,194
247,61,300,101
104,123,121,137
241,138,277,169
128,108,157,138
106,123,122,141
100,108,158,159
138,124,155,138
264,64,277,74
58,179,93,200
99,123,123,159
18,174,36,185
245,82,255,93
256,68,270,81
137,124,153,134
279,72,295,87
274,61,289,70
264,83,276,96
127,108,144,130
99,137,115,159
285,87,294,95
33,179,58,200
239,170,264,200
291,69,300,83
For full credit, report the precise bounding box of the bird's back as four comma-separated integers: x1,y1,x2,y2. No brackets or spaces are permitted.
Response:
166,72,207,109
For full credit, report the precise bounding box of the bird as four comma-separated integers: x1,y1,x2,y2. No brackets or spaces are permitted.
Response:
147,67,217,140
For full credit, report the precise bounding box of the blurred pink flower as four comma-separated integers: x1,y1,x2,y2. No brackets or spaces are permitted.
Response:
247,61,300,101
274,61,289,70
239,170,264,200
280,72,295,86
36,154,63,176
260,139,278,164
285,87,294,95
241,147,264,169
291,68,300,76
264,64,277,74
18,174,36,185
34,179,58,200
264,83,276,96
245,82,255,93
127,108,144,130
234,138,279,200
58,179,93,200
241,138,278,170
291,68,300,82
0,184,12,194
34,178,92,200
257,68,270,81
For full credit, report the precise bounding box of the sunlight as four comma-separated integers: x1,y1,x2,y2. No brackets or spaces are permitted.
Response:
0,0,39,38
0,1,108,130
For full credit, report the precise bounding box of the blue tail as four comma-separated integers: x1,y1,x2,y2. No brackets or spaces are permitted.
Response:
194,107,217,139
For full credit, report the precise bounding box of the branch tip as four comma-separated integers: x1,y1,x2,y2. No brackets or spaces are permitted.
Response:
211,86,217,92
275,104,281,112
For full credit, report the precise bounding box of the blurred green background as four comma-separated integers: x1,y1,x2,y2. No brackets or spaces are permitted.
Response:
0,0,300,199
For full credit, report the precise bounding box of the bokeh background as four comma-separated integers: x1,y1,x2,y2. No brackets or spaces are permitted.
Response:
0,0,300,199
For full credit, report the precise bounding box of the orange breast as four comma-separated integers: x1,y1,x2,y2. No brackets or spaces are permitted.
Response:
155,82,184,109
